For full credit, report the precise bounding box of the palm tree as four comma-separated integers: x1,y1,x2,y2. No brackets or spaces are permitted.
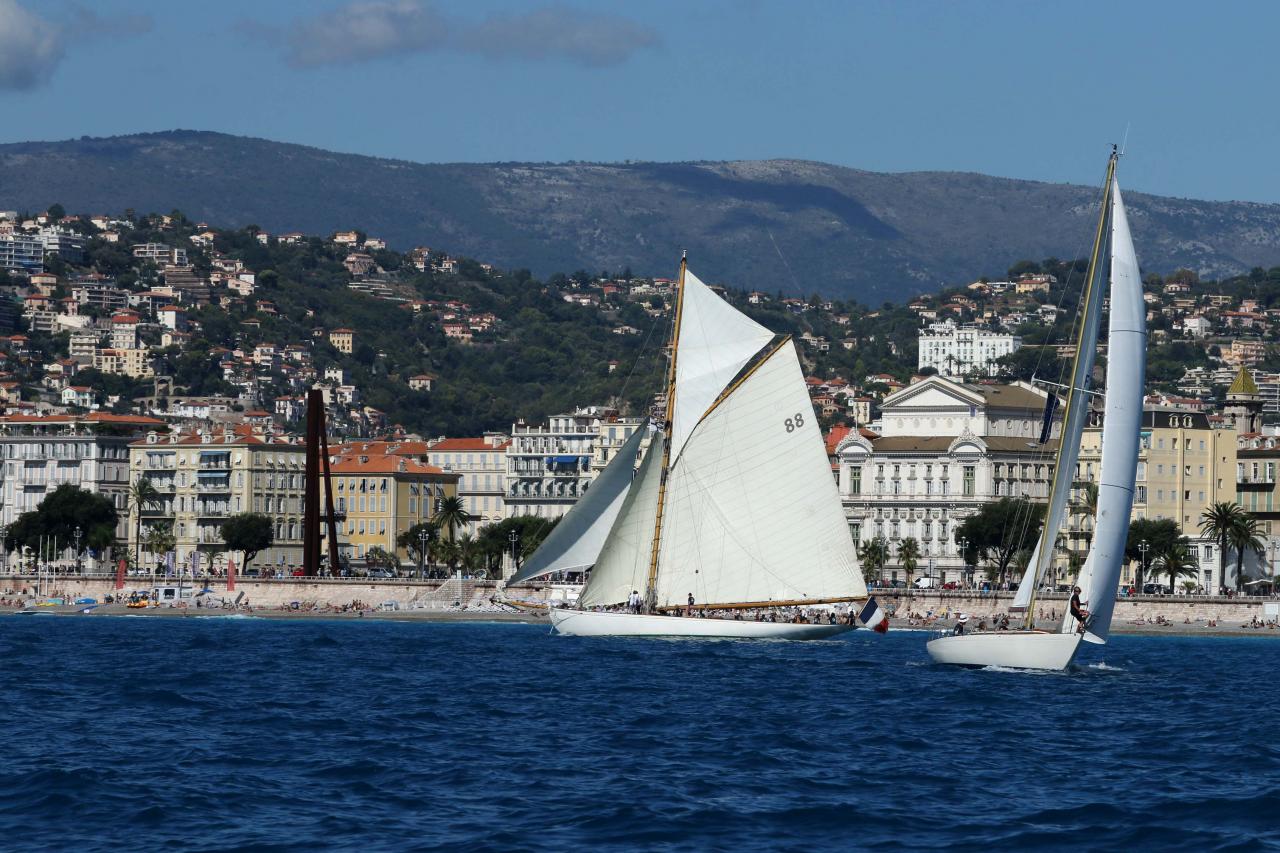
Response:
1228,514,1266,593
127,478,162,570
1069,481,1099,550
857,537,888,585
431,495,475,542
1200,502,1246,594
897,537,920,587
1152,542,1199,594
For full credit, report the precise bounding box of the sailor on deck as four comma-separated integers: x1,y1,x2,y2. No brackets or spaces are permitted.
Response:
1070,586,1090,633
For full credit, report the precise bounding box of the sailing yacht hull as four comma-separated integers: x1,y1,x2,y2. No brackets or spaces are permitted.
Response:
549,608,853,640
926,631,1083,671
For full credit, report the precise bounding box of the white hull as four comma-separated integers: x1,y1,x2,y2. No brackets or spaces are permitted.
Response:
926,630,1083,671
549,608,853,640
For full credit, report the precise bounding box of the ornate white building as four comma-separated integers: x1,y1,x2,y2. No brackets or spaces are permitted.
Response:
836,377,1060,584
917,321,1021,378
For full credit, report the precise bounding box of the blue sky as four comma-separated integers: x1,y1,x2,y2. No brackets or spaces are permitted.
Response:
2,0,1277,203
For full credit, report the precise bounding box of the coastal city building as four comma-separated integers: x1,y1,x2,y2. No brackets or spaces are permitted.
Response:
0,413,166,545
127,425,307,574
326,443,459,564
917,321,1021,378
836,376,1061,585
424,435,510,535
505,408,629,519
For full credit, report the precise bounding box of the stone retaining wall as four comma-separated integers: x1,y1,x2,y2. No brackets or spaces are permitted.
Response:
875,590,1269,624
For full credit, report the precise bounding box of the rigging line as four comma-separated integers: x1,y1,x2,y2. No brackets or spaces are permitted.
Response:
766,227,805,298
615,305,666,412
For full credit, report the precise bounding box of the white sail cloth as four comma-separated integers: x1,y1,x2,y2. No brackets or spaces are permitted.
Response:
508,422,649,585
577,434,665,607
1070,179,1146,641
1012,182,1113,613
669,270,775,464
654,340,865,607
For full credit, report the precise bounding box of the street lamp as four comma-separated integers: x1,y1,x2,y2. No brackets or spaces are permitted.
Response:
417,528,429,580
1138,540,1150,593
509,530,521,576
958,536,968,588
73,526,82,576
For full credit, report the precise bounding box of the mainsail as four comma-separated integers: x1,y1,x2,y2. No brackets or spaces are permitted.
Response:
507,422,649,584
576,264,867,609
1068,178,1146,642
1012,159,1115,615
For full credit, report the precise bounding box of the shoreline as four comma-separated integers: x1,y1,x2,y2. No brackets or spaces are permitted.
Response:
4,605,1278,638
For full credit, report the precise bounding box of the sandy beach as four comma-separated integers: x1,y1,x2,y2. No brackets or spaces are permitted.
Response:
4,602,1278,638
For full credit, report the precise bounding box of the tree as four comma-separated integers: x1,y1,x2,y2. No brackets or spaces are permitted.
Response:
857,537,888,584
220,513,274,568
955,498,1045,585
396,521,437,569
143,521,176,564
365,546,399,572
1199,502,1246,593
897,537,920,586
3,485,117,561
128,478,162,568
1125,518,1181,590
1152,542,1198,594
1227,514,1266,593
431,495,474,541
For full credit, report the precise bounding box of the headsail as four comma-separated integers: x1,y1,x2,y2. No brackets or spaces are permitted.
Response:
1012,157,1116,615
1069,177,1146,642
654,339,866,608
507,422,649,585
577,433,666,607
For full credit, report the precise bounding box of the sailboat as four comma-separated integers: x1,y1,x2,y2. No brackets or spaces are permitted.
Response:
926,148,1147,670
549,255,886,639
502,422,651,604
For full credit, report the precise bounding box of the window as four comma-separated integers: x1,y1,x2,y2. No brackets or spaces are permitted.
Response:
1135,486,1147,503
850,467,861,495
1136,462,1147,481
962,466,975,497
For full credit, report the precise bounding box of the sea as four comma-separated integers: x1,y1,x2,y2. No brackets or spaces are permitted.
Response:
1,617,1276,852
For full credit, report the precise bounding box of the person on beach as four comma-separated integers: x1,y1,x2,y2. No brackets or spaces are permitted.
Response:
1070,586,1090,633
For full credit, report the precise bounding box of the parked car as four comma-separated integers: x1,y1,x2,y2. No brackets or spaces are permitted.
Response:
367,568,396,579
914,577,937,589
942,581,959,590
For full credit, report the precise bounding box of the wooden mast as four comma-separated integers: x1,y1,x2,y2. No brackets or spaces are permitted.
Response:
1021,149,1116,628
642,252,686,612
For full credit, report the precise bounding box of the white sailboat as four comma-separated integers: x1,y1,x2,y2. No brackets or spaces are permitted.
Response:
550,256,885,639
927,148,1147,670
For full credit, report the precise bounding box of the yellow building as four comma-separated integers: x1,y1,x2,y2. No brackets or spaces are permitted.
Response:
128,425,306,573
328,443,459,566
1072,408,1236,589
328,328,355,354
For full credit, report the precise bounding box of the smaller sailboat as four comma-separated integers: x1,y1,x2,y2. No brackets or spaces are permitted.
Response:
549,255,887,640
927,147,1147,670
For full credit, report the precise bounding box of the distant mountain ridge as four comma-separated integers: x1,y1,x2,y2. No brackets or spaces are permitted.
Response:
4,130,1280,301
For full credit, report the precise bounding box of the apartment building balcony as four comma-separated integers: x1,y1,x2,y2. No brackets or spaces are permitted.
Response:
1237,474,1274,489
195,481,232,493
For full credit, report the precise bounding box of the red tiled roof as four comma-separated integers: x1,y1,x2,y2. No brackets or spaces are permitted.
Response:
427,437,511,452
328,454,450,476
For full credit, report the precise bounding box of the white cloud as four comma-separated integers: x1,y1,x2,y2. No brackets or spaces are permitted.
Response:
0,0,64,91
258,0,659,69
462,4,661,68
284,0,448,68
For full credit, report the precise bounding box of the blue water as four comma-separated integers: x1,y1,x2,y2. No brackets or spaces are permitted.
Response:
0,618,1276,852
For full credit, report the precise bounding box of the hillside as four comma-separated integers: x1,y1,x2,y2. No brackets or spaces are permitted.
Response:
4,131,1280,301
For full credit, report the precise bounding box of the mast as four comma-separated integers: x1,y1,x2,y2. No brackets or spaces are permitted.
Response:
642,253,686,611
1020,149,1117,628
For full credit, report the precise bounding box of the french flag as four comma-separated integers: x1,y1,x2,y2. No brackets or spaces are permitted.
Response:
859,598,890,634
